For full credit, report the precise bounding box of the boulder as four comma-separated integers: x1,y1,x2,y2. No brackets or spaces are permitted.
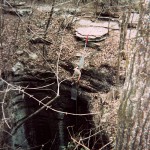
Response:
126,29,137,40
29,37,52,45
5,2,26,7
3,7,32,16
78,19,119,30
128,13,139,28
75,27,108,41
12,62,24,75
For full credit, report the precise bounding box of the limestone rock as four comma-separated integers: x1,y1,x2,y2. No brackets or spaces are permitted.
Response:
75,27,108,41
78,19,119,30
29,53,38,60
5,2,26,7
128,13,139,28
12,62,24,75
126,29,137,40
4,7,32,16
16,50,24,55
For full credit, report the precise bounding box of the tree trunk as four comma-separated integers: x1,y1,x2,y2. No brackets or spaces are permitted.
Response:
115,1,150,150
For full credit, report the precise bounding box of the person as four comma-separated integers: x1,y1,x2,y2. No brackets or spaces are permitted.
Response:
71,66,81,85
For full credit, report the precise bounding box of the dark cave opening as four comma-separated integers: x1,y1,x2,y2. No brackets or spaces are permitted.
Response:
1,71,111,150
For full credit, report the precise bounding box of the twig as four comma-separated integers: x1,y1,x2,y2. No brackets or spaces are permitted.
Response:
1,84,11,129
68,128,90,150
71,137,90,150
99,140,113,150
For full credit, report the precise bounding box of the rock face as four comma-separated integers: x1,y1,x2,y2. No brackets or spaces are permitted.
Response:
75,27,108,41
2,72,93,150
1,61,117,149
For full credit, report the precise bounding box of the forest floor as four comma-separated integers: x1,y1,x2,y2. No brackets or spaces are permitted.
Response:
0,1,137,149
